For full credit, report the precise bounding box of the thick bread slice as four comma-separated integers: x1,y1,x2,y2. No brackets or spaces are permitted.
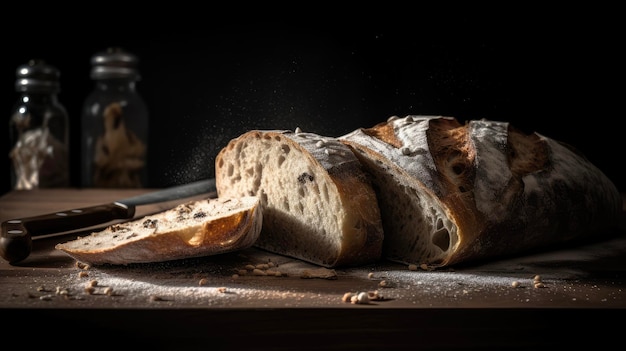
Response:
55,196,262,265
339,115,623,268
214,129,384,267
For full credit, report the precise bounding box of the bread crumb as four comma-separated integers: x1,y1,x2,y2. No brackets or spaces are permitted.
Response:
378,280,393,288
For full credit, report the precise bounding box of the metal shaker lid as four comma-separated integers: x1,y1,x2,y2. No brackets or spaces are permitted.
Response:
15,59,61,93
90,47,141,80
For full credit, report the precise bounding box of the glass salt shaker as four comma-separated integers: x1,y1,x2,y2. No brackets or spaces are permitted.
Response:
81,47,149,188
8,59,70,190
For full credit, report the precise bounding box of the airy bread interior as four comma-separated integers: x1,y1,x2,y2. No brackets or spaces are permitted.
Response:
215,129,383,267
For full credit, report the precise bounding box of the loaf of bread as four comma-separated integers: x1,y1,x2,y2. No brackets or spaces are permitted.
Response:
339,115,623,268
55,196,262,265
214,129,384,267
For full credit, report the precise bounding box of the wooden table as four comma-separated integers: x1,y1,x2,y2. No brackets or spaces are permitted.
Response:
1,189,625,349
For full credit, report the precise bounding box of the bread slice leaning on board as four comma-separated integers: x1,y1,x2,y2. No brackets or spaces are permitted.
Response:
214,129,385,268
339,115,623,268
55,196,262,265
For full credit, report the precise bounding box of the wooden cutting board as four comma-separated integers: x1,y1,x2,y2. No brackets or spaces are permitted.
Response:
1,188,625,349
1,188,625,310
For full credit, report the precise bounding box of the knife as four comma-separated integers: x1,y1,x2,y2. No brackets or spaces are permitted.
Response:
0,178,217,264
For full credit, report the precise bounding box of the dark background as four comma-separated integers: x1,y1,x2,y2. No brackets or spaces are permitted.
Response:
2,11,623,196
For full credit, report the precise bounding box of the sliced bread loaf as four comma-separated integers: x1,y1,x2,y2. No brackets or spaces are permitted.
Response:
55,196,262,265
214,129,384,267
339,115,623,268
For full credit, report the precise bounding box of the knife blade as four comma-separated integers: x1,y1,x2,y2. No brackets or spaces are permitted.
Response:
0,178,217,264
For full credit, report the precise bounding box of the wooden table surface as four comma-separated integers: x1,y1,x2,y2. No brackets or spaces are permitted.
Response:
1,188,625,350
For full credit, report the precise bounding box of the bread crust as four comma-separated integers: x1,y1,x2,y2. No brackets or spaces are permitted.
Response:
340,115,623,268
215,129,384,267
55,196,262,265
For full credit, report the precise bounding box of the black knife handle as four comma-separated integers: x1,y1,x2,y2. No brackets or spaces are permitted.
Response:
0,202,135,264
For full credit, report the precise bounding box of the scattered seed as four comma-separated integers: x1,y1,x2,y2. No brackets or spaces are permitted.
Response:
217,287,227,293
408,264,418,271
104,287,114,296
149,295,165,302
84,286,95,295
368,272,375,279
342,292,354,303
198,278,209,286
88,280,98,287
252,268,267,276
78,271,89,278
511,281,521,288
352,292,369,304
368,290,383,301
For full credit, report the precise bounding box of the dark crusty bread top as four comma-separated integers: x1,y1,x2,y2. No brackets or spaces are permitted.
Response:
340,115,622,267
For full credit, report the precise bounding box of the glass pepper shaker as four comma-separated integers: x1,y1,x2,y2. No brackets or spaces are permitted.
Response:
81,47,149,188
8,59,70,190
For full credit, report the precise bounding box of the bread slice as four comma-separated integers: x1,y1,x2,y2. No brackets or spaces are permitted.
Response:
55,196,262,265
214,129,384,267
339,115,623,268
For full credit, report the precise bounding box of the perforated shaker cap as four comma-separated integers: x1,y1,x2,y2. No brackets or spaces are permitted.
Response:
90,47,141,80
15,59,61,93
